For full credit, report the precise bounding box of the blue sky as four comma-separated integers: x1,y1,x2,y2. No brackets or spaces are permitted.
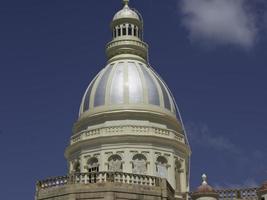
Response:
0,0,267,199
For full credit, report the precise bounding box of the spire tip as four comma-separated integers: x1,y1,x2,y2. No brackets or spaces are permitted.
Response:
202,174,208,185
123,0,129,6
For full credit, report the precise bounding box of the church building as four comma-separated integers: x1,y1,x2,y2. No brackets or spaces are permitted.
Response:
35,1,267,200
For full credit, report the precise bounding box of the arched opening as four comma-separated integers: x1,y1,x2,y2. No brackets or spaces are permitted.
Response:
128,24,132,35
175,160,182,192
132,154,147,174
133,26,137,36
72,161,80,173
87,157,99,173
122,24,127,36
118,26,121,37
108,154,123,172
156,156,168,178
86,157,99,183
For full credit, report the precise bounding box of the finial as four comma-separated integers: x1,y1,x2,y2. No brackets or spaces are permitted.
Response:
123,0,129,6
202,174,208,185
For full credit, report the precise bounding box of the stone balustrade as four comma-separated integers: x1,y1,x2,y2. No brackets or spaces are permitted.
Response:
216,188,258,200
106,39,148,51
37,171,162,190
189,187,259,200
37,175,69,189
70,125,184,145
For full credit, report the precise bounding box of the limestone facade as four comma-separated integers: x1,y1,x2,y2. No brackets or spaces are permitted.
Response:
35,1,267,200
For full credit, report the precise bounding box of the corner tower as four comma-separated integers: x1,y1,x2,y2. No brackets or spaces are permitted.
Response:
36,1,191,200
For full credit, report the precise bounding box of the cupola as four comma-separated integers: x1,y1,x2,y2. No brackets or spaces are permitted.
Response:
191,174,219,200
106,0,148,63
257,181,267,200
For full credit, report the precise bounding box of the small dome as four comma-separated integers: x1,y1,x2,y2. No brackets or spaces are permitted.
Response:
113,2,140,21
196,174,215,193
196,184,214,193
79,60,177,119
191,174,218,200
259,181,267,191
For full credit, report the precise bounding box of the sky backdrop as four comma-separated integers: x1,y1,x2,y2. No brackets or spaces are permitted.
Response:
0,0,267,199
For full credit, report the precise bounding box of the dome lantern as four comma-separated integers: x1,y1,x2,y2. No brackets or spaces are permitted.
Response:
106,0,148,63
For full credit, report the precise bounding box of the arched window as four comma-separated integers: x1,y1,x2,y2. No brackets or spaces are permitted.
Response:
133,26,137,36
128,24,132,35
175,160,182,192
132,154,147,174
156,156,168,178
118,26,121,37
87,157,99,173
108,154,122,172
122,24,127,36
72,160,80,173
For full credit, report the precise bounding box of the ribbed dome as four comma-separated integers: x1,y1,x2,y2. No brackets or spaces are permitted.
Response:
196,184,214,193
191,174,218,200
79,60,177,118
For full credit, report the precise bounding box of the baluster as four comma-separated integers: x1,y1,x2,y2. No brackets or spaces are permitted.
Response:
103,172,107,182
86,173,90,184
125,173,129,184
149,177,153,186
97,172,101,183
137,175,141,184
142,176,146,185
122,173,125,183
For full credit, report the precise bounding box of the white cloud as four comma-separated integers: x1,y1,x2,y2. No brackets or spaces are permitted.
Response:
186,122,240,154
180,0,257,48
186,122,267,185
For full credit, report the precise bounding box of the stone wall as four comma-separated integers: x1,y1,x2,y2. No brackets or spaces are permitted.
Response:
36,180,175,200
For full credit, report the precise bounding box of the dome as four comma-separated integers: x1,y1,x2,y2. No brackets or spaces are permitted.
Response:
191,174,218,200
79,60,177,119
259,181,267,191
113,2,140,21
196,184,214,193
195,174,215,193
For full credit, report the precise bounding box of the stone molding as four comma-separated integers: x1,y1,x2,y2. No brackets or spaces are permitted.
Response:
71,124,185,145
